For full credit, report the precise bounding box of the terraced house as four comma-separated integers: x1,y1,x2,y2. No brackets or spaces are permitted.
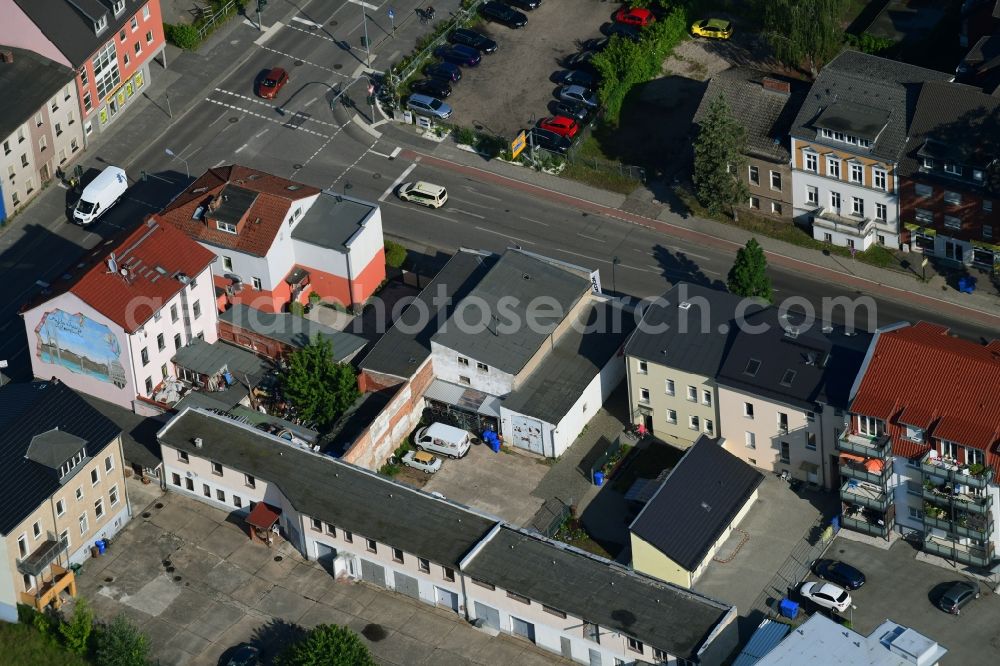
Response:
838,322,1000,570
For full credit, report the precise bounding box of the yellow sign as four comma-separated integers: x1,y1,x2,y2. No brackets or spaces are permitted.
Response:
511,131,526,160
921,257,928,268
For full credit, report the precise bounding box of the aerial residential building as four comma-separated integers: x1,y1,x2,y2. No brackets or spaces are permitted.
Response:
0,379,131,622
20,218,218,412
158,407,739,665
3,1,166,136
899,81,1000,269
838,322,1000,569
955,34,1000,93
157,165,386,314
0,46,84,222
790,51,951,250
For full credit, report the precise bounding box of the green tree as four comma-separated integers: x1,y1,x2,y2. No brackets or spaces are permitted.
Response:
281,335,359,428
693,94,749,216
94,615,149,666
727,238,773,303
384,239,408,269
762,0,846,75
59,598,94,656
277,624,375,666
164,24,200,50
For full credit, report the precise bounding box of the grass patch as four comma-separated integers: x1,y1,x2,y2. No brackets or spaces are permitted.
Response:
0,622,92,666
554,517,612,559
562,162,639,195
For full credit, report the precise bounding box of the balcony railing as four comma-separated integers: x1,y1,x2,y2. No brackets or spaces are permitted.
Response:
840,480,890,512
840,514,891,539
837,432,892,459
920,453,992,489
923,535,995,568
922,487,993,514
16,533,69,576
839,461,891,486
923,513,993,541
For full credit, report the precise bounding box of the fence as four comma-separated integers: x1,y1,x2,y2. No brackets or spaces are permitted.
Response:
587,436,623,482
390,0,486,87
197,0,239,40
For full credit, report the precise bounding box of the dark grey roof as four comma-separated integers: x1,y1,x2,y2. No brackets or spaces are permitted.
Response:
693,68,805,162
432,250,591,374
79,392,164,470
963,34,1000,70
791,50,952,162
464,526,734,660
629,437,763,572
172,338,271,380
0,47,75,141
359,249,498,379
25,430,87,469
219,304,366,361
13,0,146,66
715,309,871,411
210,186,259,227
291,192,376,251
503,300,635,424
623,283,754,377
813,101,891,140
0,381,121,534
158,408,497,567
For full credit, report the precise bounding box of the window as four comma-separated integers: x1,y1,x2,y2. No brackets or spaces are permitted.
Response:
110,484,119,506
458,356,469,366
804,152,818,172
245,474,256,489
146,30,154,44
873,168,886,190
665,379,675,395
18,535,28,557
806,185,818,205
744,359,761,376
702,390,712,406
745,431,756,449
311,518,322,532
20,153,28,167
849,162,863,183
749,196,760,209
542,605,566,618
59,529,70,550
687,386,697,402
131,16,138,31
507,591,531,604
91,468,100,486
705,419,714,435
95,498,105,519
171,473,181,486
944,191,961,205
222,256,233,271
38,136,47,152
847,238,856,250
639,388,650,404
418,558,430,573
770,170,781,190
827,157,840,179
915,208,933,223
170,304,179,323
133,40,141,55
627,637,644,654
744,402,754,418
344,531,353,543
584,622,600,644
92,41,121,100
771,201,783,215
56,499,66,516
941,440,959,460
944,163,963,176
392,548,404,563
806,433,817,450
749,165,759,185
143,4,151,19
851,196,864,217
689,415,700,431
875,203,886,221
366,538,377,553
155,333,165,352
233,495,242,508
477,362,488,372
637,360,648,374
666,409,677,424
185,478,194,491
203,484,211,497
653,648,667,662
914,183,933,198
119,28,127,41
17,128,24,143
443,567,455,582
192,301,201,319
2,140,8,155
780,442,790,464
211,462,223,476
252,277,262,290
908,506,924,521
824,233,833,243
974,169,984,181
829,191,841,212
325,523,336,536
985,225,994,240
944,216,961,230
778,412,788,432
985,200,993,212
140,347,149,366
34,112,43,127
79,513,89,535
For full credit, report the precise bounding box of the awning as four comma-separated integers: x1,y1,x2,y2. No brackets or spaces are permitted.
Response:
478,395,501,418
799,461,820,473
839,452,865,463
246,502,282,529
864,458,885,473
285,267,310,286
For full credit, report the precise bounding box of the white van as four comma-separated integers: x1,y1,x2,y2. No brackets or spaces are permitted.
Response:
414,422,472,459
74,166,128,225
397,181,448,208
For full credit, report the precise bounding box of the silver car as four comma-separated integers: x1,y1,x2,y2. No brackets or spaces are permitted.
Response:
406,93,453,119
402,450,443,474
558,85,598,108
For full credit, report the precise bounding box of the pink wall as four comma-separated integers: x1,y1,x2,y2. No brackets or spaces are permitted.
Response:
0,0,71,67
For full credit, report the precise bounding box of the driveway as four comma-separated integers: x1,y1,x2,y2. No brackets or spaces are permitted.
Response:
73,483,567,665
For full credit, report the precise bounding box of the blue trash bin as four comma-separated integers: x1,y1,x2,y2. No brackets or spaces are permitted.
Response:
95,540,106,555
779,598,799,619
593,471,605,487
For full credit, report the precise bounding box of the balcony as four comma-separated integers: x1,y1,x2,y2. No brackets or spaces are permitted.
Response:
837,431,891,459
920,452,992,489
16,533,69,576
840,514,891,539
839,458,891,486
813,208,876,238
923,535,995,568
923,509,993,541
922,484,992,515
18,565,77,612
841,479,890,512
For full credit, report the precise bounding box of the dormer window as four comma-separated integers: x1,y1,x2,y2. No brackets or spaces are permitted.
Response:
94,16,108,33
973,170,984,182
944,164,962,176
113,1,126,15
922,158,934,169
904,425,924,442
216,220,237,234
58,448,87,479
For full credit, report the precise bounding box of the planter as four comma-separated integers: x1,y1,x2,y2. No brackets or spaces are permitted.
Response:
141,476,151,485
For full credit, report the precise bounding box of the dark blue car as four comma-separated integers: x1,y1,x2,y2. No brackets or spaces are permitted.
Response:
423,62,462,82
812,559,866,590
433,44,482,67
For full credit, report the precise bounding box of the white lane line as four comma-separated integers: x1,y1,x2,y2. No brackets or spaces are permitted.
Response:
331,139,379,185
235,143,248,153
284,23,339,44
304,97,317,107
449,207,486,219
379,162,417,201
463,187,502,201
390,147,402,159
474,226,535,246
204,99,333,138
382,199,459,224
578,233,605,243
254,128,270,138
457,200,491,210
212,159,226,168
254,22,282,45
257,45,349,77
558,249,655,273
369,149,394,159
292,16,323,28
348,0,380,10
520,216,549,226
212,89,342,128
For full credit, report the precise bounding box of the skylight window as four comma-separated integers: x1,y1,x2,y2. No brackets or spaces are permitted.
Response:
780,370,797,387
744,359,761,376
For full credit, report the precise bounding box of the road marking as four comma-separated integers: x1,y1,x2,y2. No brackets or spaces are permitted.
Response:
390,147,401,159
292,16,324,28
347,0,380,10
463,187,502,202
254,22,282,45
380,163,417,201
457,200,491,210
212,159,227,168
330,139,379,185
519,216,549,226
474,226,535,246
304,97,317,107
235,143,248,153
257,45,350,77
204,99,334,138
211,89,342,128
578,233,605,243
381,199,459,225
449,207,486,219
254,128,270,138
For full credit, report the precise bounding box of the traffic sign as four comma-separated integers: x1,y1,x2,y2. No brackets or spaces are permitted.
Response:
387,7,394,19
511,131,526,159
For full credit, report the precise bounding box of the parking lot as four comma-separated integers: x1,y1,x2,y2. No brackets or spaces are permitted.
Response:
445,0,616,137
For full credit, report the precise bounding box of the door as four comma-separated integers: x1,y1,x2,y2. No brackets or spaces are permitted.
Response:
511,414,544,454
315,543,336,575
434,586,459,612
360,559,386,588
394,572,419,600
945,241,963,262
588,648,601,666
474,602,500,630
560,637,572,659
642,413,653,432
510,616,535,643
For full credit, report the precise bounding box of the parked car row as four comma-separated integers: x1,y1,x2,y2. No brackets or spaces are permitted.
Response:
399,422,475,474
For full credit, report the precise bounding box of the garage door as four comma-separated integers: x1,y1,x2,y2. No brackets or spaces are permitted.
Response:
511,615,535,643
474,602,500,630
315,542,336,575
360,559,386,588
435,586,459,612
511,414,544,454
394,571,419,600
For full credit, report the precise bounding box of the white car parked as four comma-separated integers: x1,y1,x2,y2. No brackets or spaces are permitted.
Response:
402,450,443,474
800,581,852,613
414,422,472,459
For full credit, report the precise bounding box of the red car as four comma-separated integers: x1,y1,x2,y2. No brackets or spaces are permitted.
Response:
258,67,289,99
614,7,655,27
538,115,580,139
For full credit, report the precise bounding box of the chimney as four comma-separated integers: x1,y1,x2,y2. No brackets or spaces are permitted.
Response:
193,437,203,448
0,50,14,63
762,77,790,94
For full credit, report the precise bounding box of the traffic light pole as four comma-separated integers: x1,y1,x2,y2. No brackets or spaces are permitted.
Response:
256,0,267,31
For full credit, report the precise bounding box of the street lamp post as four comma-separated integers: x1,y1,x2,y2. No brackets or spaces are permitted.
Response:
611,256,620,296
164,148,190,178
361,5,371,68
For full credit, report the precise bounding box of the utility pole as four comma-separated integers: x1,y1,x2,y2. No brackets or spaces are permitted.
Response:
361,4,371,68
256,0,267,31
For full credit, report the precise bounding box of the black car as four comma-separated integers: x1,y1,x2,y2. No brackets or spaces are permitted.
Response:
505,0,540,10
226,645,260,666
423,62,462,82
581,36,609,52
603,22,641,42
481,1,527,28
551,100,591,123
812,559,866,590
449,28,498,54
938,580,980,615
527,127,572,154
410,78,452,99
434,44,482,67
554,69,596,89
564,51,596,69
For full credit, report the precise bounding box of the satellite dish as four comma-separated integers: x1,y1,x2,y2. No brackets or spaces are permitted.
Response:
107,255,118,274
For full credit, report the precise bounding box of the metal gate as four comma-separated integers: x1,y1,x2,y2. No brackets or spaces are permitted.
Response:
425,401,497,435
588,648,601,666
435,586,459,612
474,602,500,630
360,559,386,588
511,616,535,642
511,414,544,454
394,571,419,600
560,637,572,659
315,542,336,575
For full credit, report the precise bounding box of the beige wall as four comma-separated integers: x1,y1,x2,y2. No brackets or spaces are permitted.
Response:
745,157,794,218
630,533,692,588
793,140,896,193
627,356,718,448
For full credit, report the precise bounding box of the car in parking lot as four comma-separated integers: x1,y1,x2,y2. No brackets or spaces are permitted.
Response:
581,36,609,52
603,22,641,42
424,62,462,82
415,423,472,459
564,50,596,69
449,28,498,54
505,0,539,10
614,7,655,27
538,115,580,138
691,18,733,39
527,127,572,154
481,1,527,28
554,69,596,89
226,645,260,666
402,450,443,474
812,559,866,590
410,78,452,99
799,581,852,613
551,100,591,122
257,67,288,99
938,580,980,615
397,181,448,208
406,94,453,119
434,44,482,67
558,85,598,108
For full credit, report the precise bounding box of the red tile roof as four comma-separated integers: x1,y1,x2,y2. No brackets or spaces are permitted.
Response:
55,219,216,333
851,322,1000,466
158,165,321,257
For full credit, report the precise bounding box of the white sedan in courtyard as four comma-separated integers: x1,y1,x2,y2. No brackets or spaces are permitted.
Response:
800,581,852,613
402,450,443,474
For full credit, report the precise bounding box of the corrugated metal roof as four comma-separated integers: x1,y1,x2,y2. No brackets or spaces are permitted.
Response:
732,619,791,666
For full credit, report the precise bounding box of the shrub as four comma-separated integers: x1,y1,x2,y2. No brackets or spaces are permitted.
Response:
454,126,477,146
845,32,895,56
278,624,375,666
59,599,94,656
290,301,306,317
164,23,200,50
94,615,150,666
384,239,408,269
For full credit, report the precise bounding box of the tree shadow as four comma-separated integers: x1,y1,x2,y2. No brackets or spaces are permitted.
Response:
246,617,308,665
651,243,727,289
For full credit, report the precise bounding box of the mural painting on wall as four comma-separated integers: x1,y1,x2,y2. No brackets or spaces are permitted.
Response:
34,309,127,389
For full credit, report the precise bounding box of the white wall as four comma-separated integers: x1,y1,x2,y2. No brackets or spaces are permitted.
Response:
0,534,16,623
209,248,273,291
551,353,625,458
430,342,516,397
812,223,877,251
343,206,384,273
291,239,349,278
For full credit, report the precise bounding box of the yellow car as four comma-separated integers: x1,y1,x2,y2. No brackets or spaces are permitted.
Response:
691,18,733,40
